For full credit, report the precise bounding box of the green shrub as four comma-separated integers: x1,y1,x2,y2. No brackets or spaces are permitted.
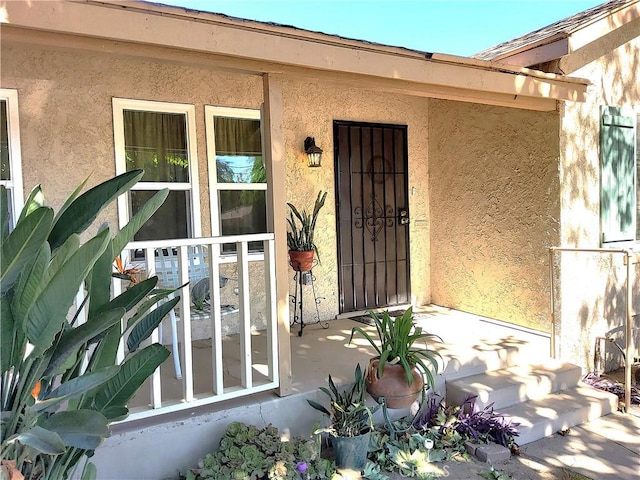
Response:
185,422,336,480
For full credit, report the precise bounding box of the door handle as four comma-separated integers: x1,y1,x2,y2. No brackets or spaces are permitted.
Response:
399,209,409,225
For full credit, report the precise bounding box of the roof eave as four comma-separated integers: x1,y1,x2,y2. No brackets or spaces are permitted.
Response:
1,0,589,109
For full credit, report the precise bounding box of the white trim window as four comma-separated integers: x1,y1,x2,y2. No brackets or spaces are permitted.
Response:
113,98,201,240
205,106,266,251
0,89,24,229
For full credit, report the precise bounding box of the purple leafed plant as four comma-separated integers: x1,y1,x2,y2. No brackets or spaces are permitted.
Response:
413,395,520,449
583,372,640,404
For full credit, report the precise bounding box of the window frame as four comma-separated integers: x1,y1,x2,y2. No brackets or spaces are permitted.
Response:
0,88,24,227
205,106,266,242
113,98,201,238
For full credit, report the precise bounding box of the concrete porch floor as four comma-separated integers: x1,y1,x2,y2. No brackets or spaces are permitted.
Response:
129,304,552,409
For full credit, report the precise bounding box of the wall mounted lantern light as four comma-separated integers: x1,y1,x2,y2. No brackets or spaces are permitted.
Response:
304,137,323,168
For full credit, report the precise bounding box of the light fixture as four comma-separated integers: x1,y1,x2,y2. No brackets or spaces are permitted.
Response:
304,136,323,168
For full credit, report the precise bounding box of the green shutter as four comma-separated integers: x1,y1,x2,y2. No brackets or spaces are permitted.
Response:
600,106,636,244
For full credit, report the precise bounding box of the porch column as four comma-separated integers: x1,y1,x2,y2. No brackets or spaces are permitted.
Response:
262,73,293,396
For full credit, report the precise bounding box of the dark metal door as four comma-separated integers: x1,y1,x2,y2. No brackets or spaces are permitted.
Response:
334,121,411,314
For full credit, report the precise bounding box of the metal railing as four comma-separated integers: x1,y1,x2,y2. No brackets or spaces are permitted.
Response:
549,246,638,412
112,234,278,422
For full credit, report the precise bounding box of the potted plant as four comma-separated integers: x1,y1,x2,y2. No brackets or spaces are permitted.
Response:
286,190,327,271
307,364,378,472
349,307,442,409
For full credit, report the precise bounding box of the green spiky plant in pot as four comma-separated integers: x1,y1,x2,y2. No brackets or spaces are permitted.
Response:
286,190,327,272
0,170,178,480
349,307,442,409
307,364,378,473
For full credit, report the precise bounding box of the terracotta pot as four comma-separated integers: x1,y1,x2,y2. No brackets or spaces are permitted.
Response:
288,250,314,271
365,357,424,409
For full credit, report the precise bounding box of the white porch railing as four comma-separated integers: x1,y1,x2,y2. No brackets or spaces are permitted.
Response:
114,234,278,422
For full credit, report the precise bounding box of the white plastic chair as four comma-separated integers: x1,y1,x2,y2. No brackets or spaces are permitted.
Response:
155,246,237,379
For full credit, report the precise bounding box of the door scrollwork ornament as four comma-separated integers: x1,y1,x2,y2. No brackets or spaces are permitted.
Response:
353,194,394,241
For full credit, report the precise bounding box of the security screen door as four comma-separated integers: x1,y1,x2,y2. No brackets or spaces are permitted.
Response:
334,121,411,314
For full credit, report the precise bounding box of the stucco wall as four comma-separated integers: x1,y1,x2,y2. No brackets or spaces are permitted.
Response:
280,79,431,320
429,99,561,331
557,30,640,372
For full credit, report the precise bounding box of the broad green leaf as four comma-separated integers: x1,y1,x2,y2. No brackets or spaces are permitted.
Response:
12,425,65,455
100,406,128,423
105,276,157,313
126,297,179,352
41,410,110,449
111,189,169,255
44,308,125,377
30,366,120,414
13,243,50,321
94,344,169,412
80,462,97,480
1,206,53,294
53,176,89,225
24,229,110,357
16,184,46,224
48,170,143,251
0,186,8,245
43,233,80,286
88,242,115,316
125,287,181,329
0,294,16,373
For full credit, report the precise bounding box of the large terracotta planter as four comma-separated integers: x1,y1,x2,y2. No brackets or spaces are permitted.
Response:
288,250,314,271
365,358,424,409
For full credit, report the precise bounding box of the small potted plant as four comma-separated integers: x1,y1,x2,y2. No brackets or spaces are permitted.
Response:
286,190,327,271
307,364,378,472
349,307,442,409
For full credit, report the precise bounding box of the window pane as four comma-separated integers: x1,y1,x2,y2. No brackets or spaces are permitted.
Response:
124,110,189,183
220,190,266,251
1,100,10,181
132,190,189,241
214,117,264,183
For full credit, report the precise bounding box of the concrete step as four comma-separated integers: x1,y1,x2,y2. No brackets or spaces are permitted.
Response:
498,383,619,446
446,359,582,410
439,340,535,381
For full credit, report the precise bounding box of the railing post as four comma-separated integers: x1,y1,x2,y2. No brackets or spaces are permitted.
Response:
624,249,634,413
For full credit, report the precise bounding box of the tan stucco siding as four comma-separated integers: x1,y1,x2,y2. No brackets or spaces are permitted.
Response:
2,38,432,322
1,40,263,234
429,99,560,331
557,32,640,372
280,79,431,319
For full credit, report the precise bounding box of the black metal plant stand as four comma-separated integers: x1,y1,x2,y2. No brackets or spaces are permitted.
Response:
289,260,329,336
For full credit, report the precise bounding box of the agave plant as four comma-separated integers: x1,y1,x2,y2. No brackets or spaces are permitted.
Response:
0,170,177,480
286,191,327,256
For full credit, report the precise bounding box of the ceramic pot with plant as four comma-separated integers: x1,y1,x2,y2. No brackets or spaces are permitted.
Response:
307,364,378,472
286,190,327,271
349,307,442,409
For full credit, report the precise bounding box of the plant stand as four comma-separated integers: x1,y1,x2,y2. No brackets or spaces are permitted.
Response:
289,260,329,336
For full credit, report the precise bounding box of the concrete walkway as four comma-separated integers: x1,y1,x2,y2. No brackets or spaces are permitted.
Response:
514,408,640,480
